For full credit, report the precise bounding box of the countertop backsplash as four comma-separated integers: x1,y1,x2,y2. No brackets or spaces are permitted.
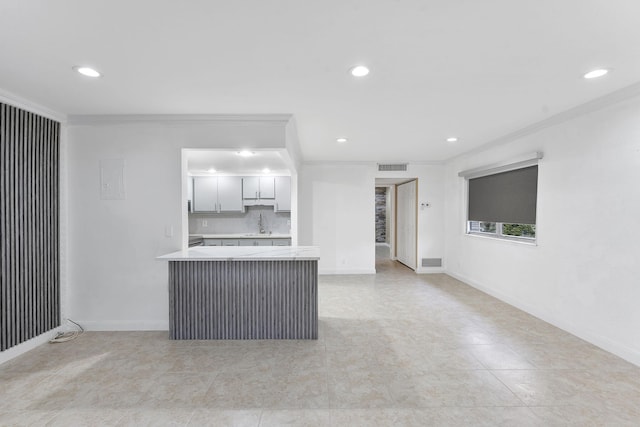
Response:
189,206,291,235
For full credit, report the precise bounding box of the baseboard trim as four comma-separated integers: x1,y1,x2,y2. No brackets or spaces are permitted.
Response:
416,267,445,274
319,269,377,275
74,320,169,331
0,327,63,366
445,270,640,368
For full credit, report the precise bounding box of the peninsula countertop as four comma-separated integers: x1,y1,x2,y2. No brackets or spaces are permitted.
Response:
157,246,320,261
190,233,291,239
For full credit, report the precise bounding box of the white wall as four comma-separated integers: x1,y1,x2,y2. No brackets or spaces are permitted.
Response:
298,163,446,274
66,118,291,330
444,95,640,366
298,164,376,274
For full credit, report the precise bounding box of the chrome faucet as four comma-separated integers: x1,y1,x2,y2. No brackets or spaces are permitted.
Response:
258,213,265,234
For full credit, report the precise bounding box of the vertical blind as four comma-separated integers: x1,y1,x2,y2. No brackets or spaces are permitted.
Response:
468,165,538,224
1,102,60,352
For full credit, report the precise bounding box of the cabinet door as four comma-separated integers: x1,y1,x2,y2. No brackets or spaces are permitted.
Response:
187,177,194,212
193,177,218,212
274,176,291,211
204,239,222,246
272,239,291,246
243,177,259,199
217,176,243,212
259,176,275,199
221,239,239,246
255,239,272,246
238,239,255,246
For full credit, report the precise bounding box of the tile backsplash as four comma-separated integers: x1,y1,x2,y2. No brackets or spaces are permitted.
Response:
189,206,291,235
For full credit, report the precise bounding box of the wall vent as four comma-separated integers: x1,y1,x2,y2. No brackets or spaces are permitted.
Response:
378,163,407,172
421,258,442,267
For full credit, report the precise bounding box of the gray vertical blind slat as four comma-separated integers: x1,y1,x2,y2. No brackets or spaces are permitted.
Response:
0,102,60,352
468,165,538,224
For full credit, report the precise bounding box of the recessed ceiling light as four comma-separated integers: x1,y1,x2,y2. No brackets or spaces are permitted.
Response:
262,168,271,174
350,65,370,77
73,66,101,78
207,168,216,173
446,137,458,143
583,68,609,79
236,150,254,157
336,137,348,143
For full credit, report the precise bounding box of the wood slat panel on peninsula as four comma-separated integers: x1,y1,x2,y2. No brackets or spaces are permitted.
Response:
158,246,320,340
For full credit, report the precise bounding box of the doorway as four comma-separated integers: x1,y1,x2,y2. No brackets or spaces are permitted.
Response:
374,178,418,272
375,186,392,261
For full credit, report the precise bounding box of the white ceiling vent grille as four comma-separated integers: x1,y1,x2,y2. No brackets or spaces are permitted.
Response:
378,163,407,172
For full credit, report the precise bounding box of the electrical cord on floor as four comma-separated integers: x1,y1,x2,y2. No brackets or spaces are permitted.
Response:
49,318,84,343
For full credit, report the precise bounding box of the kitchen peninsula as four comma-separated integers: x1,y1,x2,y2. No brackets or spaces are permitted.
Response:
157,246,319,340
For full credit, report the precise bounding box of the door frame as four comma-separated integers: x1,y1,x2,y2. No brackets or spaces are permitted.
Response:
374,178,418,272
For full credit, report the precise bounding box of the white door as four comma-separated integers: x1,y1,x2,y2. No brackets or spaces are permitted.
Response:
396,180,416,270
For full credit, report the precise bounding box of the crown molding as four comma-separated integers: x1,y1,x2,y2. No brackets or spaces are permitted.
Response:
303,161,378,167
0,89,67,123
302,160,444,167
67,113,293,126
447,81,640,163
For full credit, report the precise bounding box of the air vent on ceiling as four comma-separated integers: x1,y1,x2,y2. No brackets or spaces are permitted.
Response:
421,258,442,267
378,163,407,172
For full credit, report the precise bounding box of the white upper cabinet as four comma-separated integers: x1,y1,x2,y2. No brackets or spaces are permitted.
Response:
217,176,243,212
193,177,217,212
187,177,194,212
193,176,242,213
259,176,275,199
274,176,291,212
243,176,275,200
242,177,260,199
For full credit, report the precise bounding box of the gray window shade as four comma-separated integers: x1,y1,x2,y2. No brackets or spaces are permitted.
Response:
468,165,538,224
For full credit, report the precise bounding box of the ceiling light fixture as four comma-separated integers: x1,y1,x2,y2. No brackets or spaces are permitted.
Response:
446,137,458,143
236,150,254,157
73,66,101,77
583,68,609,79
350,65,370,77
262,168,271,174
336,137,348,143
207,168,216,173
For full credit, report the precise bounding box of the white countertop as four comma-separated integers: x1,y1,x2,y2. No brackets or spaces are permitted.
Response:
191,234,291,239
158,246,320,261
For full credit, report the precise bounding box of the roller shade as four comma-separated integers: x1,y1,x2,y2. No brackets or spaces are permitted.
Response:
468,165,538,224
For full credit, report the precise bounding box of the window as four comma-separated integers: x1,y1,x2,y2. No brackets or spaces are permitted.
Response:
459,154,540,243
467,221,536,241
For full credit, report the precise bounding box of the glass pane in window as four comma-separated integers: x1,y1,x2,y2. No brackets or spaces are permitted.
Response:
502,223,536,238
480,222,496,233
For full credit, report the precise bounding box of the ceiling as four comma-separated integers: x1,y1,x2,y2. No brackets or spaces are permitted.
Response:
1,1,639,163
187,149,291,175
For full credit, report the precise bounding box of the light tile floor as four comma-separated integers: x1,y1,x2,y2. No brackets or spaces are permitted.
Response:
1,252,639,426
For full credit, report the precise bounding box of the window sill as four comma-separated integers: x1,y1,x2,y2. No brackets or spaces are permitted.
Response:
465,232,537,246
